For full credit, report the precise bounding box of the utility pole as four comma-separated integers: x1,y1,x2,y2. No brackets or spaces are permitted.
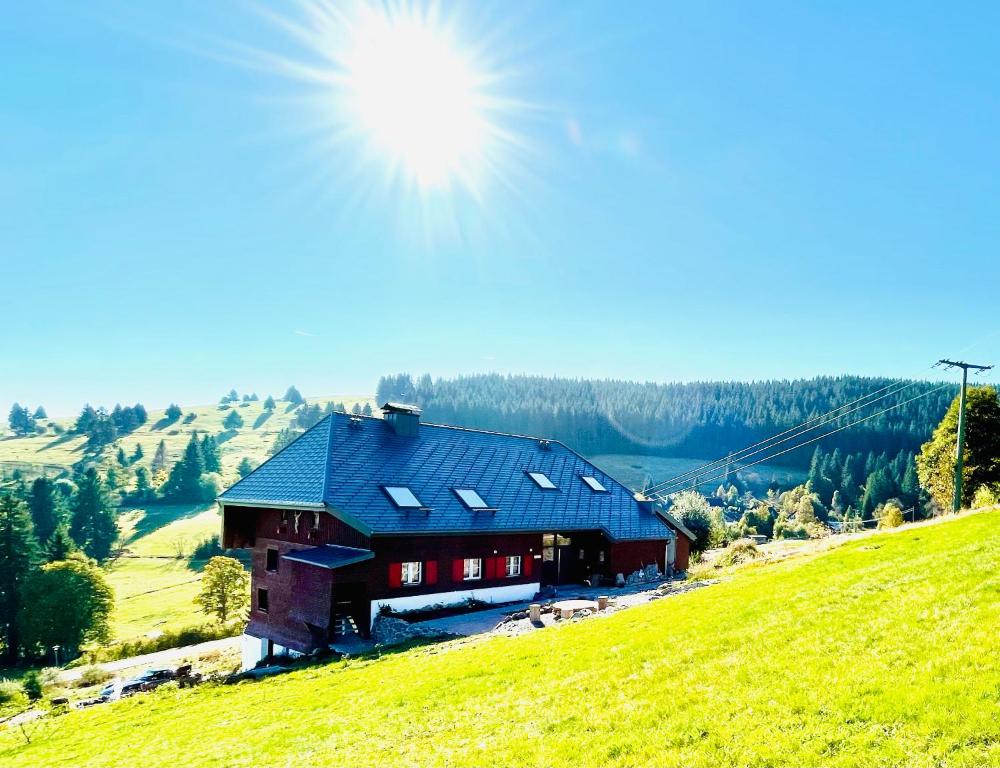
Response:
938,359,993,512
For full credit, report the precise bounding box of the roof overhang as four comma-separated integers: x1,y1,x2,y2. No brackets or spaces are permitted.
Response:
654,508,697,541
282,545,375,570
218,498,325,511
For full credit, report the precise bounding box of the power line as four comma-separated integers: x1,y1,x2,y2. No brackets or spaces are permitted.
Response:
650,384,952,499
641,377,924,496
938,359,993,512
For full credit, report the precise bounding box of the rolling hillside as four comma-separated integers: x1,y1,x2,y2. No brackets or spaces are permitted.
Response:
0,394,376,642
3,511,997,767
0,394,377,487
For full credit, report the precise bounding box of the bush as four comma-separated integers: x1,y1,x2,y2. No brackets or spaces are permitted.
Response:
80,623,241,664
878,503,904,529
972,484,1000,509
21,670,44,701
0,679,27,708
76,665,113,688
717,540,762,567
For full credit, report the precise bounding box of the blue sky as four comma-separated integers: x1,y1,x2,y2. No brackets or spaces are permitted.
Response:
3,1,999,416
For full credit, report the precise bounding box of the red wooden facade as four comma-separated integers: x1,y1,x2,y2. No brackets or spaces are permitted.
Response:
227,503,688,654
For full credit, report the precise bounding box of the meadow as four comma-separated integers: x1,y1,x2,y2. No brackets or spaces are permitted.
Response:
3,510,996,768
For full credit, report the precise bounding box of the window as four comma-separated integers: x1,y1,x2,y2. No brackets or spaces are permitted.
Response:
265,548,279,572
401,561,422,585
463,558,482,580
527,471,557,489
312,511,321,529
384,486,424,508
453,488,490,510
257,588,269,613
580,475,608,492
505,555,522,577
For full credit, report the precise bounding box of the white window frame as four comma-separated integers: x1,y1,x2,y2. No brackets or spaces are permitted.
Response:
580,475,608,492
401,561,422,586
453,488,490,510
384,486,424,508
505,555,522,577
527,471,557,489
463,558,483,581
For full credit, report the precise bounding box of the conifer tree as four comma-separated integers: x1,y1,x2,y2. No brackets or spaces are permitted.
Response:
237,457,255,478
151,439,168,473
46,523,77,562
33,406,47,420
223,410,244,430
263,395,276,411
200,434,222,473
131,443,144,463
0,493,41,661
116,446,128,467
283,386,304,405
162,434,206,502
70,468,118,563
27,477,65,544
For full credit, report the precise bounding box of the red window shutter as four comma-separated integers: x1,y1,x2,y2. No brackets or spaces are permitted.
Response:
496,556,507,577
452,558,464,582
426,560,438,585
485,557,496,579
523,554,533,577
388,562,402,589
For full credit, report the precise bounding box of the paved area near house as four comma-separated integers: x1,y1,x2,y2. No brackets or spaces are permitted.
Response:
412,578,694,637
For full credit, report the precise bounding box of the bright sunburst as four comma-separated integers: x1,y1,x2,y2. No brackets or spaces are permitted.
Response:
343,8,488,189
248,0,527,229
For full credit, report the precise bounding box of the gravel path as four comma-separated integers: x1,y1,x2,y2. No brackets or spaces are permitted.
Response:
57,636,241,683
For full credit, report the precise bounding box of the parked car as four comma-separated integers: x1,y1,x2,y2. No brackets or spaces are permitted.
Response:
100,668,176,701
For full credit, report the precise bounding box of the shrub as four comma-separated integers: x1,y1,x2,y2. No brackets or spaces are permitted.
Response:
76,666,113,688
21,670,44,701
972,484,1000,509
717,540,761,567
878,503,905,529
81,623,241,664
0,679,27,708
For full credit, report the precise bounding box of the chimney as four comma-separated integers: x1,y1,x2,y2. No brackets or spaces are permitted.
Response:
381,402,421,437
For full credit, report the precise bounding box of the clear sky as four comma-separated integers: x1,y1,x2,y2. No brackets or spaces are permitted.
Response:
3,1,999,417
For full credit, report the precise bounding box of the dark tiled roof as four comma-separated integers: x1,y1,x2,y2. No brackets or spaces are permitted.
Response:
220,413,677,542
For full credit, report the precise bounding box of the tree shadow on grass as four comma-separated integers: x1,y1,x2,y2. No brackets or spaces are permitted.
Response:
252,411,272,430
39,433,77,451
151,415,180,431
123,503,215,545
284,402,300,414
217,429,239,445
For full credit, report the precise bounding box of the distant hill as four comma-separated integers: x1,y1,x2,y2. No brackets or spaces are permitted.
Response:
377,373,958,466
0,393,377,486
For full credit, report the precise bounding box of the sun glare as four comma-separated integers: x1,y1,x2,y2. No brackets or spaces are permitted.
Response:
246,0,529,241
344,12,487,188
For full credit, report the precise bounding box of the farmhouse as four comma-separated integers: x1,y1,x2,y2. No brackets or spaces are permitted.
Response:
219,404,693,668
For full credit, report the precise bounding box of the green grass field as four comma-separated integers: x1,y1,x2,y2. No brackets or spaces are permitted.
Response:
106,504,221,640
3,511,997,767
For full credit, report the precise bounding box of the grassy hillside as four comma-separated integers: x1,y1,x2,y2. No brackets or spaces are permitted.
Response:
4,511,997,767
108,504,221,640
0,394,376,486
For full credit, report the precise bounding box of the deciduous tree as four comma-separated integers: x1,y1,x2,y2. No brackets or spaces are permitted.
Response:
195,556,249,624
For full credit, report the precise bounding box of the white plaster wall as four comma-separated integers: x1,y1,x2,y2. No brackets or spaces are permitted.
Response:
241,633,268,671
370,582,540,628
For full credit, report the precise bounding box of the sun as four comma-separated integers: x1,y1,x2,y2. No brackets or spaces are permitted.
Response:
343,8,488,189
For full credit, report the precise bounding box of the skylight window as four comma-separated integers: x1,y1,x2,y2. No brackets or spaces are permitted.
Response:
527,471,557,490
383,486,424,508
581,476,608,493
453,488,490,510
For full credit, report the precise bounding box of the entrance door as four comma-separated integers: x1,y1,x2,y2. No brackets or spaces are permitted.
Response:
541,533,575,585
